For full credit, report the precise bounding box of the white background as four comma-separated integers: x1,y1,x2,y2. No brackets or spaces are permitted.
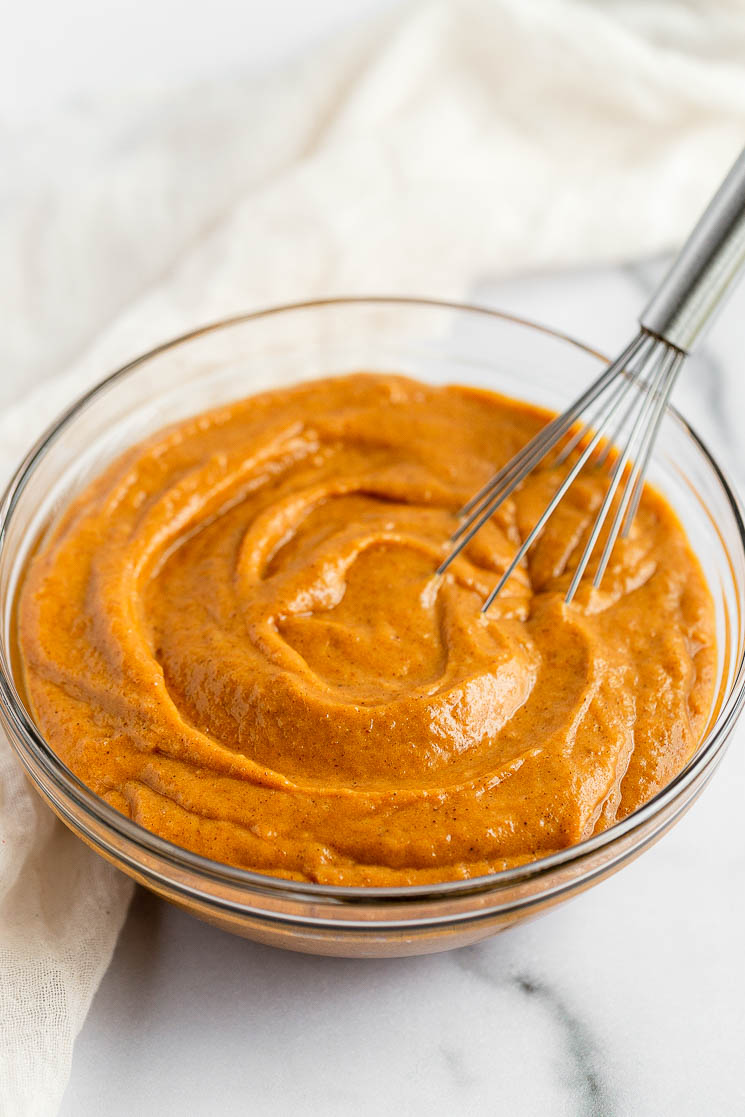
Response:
1,0,402,127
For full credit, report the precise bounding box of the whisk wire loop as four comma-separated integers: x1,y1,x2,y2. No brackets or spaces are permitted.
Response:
602,348,683,568
455,333,651,526
621,351,683,536
564,343,679,602
436,330,685,611
478,343,653,612
437,334,653,579
437,144,745,609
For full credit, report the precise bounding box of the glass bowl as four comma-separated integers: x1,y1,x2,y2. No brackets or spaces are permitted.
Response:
1,297,744,958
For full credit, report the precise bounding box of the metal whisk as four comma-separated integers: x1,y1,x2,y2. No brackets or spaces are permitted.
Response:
439,145,745,609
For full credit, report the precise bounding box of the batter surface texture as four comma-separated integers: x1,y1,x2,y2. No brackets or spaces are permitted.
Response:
18,374,715,884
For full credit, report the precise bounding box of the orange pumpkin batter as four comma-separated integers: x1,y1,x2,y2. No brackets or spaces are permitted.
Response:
18,374,715,884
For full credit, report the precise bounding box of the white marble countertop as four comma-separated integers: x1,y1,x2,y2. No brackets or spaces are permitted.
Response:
52,262,745,1117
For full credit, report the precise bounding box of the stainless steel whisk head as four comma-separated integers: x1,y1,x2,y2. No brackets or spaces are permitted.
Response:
439,145,745,611
438,331,684,607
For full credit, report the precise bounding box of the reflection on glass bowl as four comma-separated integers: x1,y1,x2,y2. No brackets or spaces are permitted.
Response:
1,298,744,957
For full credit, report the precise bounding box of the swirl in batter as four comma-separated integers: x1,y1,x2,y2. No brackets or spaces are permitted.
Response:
18,374,715,884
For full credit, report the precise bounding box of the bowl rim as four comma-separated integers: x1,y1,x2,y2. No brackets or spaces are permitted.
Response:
2,294,745,905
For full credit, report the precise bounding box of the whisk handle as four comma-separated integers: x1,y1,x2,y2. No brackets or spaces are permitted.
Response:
641,145,745,353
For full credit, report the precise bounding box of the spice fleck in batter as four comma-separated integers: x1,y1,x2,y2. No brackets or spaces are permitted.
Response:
18,374,715,884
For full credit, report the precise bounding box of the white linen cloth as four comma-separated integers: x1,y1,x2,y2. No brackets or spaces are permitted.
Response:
2,0,745,1111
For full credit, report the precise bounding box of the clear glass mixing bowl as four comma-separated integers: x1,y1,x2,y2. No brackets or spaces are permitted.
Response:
1,298,744,957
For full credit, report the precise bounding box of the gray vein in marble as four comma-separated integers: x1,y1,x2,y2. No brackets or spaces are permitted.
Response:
455,947,614,1117
437,1042,472,1092
514,974,608,1117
